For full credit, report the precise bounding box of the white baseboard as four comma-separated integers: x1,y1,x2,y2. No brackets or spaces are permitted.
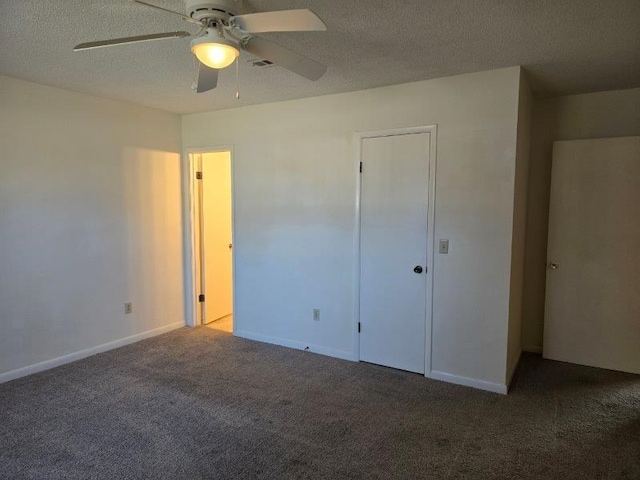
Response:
0,322,184,384
234,330,357,362
506,349,522,390
430,370,508,394
235,331,508,394
523,345,542,354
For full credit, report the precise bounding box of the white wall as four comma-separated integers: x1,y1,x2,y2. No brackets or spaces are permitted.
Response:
522,87,640,352
183,67,522,390
506,71,533,383
0,75,184,380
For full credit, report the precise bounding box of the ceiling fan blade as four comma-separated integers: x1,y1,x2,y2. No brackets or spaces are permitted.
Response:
231,9,326,33
196,63,219,93
243,36,327,81
131,0,204,26
74,31,191,51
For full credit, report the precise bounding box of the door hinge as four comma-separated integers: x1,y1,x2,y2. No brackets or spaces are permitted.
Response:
198,294,205,302
359,162,362,173
196,171,203,180
358,322,361,333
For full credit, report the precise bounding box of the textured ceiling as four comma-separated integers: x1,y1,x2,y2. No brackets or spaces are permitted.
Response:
1,0,639,114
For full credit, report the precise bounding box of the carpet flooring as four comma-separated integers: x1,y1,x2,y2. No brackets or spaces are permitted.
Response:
1,327,639,479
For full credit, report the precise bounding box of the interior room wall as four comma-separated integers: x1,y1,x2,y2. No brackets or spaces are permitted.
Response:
522,87,640,352
507,71,533,383
183,67,523,391
0,75,184,381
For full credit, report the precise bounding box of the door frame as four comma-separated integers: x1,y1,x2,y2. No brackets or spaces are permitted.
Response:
183,145,237,329
352,125,437,377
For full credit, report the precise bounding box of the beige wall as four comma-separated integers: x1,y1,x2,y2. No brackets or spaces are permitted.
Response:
522,87,640,351
0,75,184,379
507,71,533,382
184,67,523,391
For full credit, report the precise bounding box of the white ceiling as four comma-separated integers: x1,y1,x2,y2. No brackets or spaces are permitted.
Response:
1,0,639,114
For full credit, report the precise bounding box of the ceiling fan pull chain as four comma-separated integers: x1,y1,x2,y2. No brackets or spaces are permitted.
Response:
235,57,240,100
191,54,198,91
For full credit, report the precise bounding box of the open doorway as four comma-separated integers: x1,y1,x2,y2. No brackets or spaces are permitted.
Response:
189,150,234,333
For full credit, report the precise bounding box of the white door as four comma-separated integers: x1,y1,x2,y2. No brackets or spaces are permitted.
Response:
201,151,234,324
359,133,431,374
544,137,640,374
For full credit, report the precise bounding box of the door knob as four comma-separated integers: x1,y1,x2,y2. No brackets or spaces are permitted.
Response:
549,262,559,270
228,244,233,249
413,265,423,274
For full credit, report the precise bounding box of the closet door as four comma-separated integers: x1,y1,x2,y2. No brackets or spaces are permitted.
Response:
359,133,431,374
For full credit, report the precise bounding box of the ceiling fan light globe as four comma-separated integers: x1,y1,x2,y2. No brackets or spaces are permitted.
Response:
192,42,239,69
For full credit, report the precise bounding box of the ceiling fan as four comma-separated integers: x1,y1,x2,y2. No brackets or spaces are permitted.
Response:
74,0,327,93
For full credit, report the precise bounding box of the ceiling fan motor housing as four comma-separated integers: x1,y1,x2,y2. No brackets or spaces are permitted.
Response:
184,0,240,22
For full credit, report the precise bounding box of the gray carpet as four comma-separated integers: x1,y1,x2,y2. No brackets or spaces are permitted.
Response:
1,327,639,480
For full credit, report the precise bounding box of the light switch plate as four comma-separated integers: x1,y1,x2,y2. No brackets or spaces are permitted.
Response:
439,239,449,254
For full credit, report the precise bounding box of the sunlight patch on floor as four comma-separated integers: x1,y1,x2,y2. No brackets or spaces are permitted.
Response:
205,315,233,333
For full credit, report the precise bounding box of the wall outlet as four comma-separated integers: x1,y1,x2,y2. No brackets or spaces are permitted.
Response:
313,308,320,321
439,239,449,254
124,302,133,314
